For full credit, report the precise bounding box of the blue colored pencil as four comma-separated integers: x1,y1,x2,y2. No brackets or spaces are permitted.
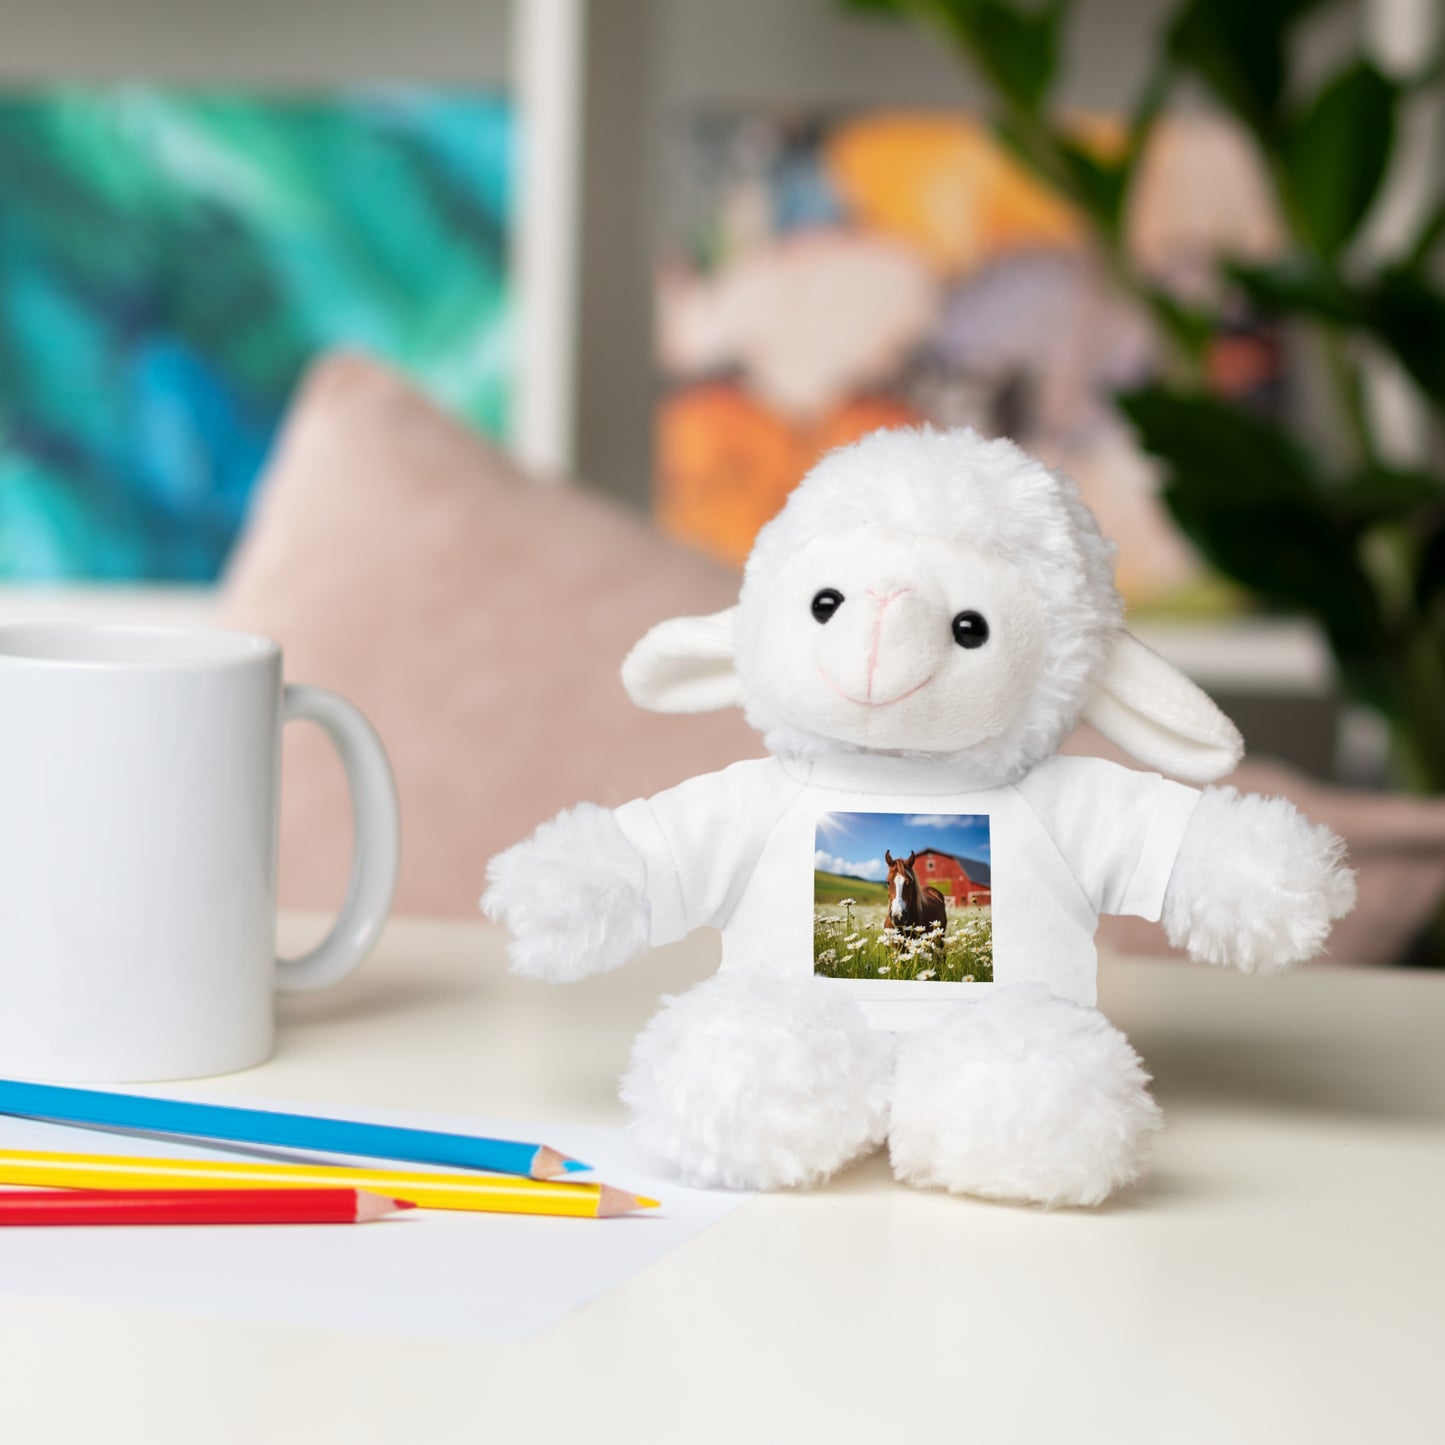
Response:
0,1079,591,1180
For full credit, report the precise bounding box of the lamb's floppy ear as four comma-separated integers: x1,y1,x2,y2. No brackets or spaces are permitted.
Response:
1081,631,1243,783
622,608,743,713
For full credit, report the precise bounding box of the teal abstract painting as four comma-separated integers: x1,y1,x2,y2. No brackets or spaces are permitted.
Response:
0,86,514,580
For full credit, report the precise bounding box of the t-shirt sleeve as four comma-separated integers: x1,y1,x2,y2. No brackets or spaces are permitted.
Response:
612,760,793,947
1016,755,1202,921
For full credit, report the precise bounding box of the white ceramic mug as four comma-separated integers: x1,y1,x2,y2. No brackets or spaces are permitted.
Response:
0,624,400,1082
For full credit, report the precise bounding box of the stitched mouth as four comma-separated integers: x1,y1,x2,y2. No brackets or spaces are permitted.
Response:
818,667,935,708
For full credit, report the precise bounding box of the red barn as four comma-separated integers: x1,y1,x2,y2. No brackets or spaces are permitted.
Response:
913,850,991,907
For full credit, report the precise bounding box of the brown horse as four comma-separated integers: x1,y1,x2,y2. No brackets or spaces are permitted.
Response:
884,850,948,948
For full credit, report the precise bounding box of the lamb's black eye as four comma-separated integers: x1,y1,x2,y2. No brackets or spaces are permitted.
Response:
811,589,844,624
952,610,989,649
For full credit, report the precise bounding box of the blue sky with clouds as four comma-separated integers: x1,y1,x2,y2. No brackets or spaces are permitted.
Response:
814,810,991,883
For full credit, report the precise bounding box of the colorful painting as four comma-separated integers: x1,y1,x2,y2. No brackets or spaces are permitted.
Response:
656,110,1286,613
814,810,994,984
0,86,513,581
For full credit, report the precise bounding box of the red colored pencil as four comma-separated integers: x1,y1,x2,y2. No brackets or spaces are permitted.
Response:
0,1188,414,1226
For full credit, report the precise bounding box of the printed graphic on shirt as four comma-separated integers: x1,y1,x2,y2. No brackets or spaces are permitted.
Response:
813,810,993,983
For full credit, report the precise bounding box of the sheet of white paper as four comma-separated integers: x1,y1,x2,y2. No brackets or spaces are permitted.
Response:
0,1099,752,1341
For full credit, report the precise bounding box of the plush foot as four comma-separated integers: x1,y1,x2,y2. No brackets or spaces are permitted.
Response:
888,985,1163,1207
621,970,895,1189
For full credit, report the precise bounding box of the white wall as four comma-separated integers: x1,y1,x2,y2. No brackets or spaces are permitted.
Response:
659,0,1176,109
0,0,510,82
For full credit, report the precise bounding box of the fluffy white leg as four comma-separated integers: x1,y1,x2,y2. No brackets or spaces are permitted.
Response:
1163,786,1356,976
889,985,1163,1208
621,971,895,1190
481,803,650,982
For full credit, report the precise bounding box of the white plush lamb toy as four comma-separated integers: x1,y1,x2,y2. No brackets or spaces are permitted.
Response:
483,426,1355,1207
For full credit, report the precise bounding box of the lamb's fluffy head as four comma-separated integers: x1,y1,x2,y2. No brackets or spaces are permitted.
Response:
733,426,1120,778
625,426,1243,786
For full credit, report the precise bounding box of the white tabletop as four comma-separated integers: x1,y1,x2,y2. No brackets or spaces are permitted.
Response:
2,916,1442,1445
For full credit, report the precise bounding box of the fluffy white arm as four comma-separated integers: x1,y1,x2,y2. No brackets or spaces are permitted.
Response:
481,803,650,983
1162,787,1356,975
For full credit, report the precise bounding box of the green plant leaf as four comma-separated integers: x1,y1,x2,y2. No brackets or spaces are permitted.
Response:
1417,517,1445,612
1227,259,1363,323
1368,267,1445,403
1334,466,1445,518
1119,386,1385,664
1230,260,1445,409
1117,388,1322,502
1166,486,1383,664
1166,0,1331,138
1054,135,1127,231
1283,61,1398,256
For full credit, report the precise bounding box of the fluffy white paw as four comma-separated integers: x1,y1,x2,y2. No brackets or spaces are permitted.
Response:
1163,786,1357,976
480,803,650,982
889,985,1163,1207
621,971,895,1190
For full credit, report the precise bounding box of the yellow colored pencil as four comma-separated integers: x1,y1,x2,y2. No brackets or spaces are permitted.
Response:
0,1150,658,1218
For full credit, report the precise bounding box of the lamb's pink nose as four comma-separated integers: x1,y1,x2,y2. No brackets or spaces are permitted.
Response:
864,588,912,701
817,583,943,705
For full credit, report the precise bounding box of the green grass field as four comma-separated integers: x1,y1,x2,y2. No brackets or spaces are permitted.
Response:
813,871,888,907
813,878,993,984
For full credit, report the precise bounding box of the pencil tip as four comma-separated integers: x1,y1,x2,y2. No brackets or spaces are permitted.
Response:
596,1185,659,1217
356,1191,417,1222
532,1147,590,1179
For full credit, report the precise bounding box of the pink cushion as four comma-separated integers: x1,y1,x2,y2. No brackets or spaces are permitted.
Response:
219,353,761,919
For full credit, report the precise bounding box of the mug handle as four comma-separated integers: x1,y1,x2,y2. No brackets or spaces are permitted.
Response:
274,685,400,994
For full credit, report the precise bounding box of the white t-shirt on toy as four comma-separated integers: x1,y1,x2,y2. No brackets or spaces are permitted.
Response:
614,751,1200,1030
